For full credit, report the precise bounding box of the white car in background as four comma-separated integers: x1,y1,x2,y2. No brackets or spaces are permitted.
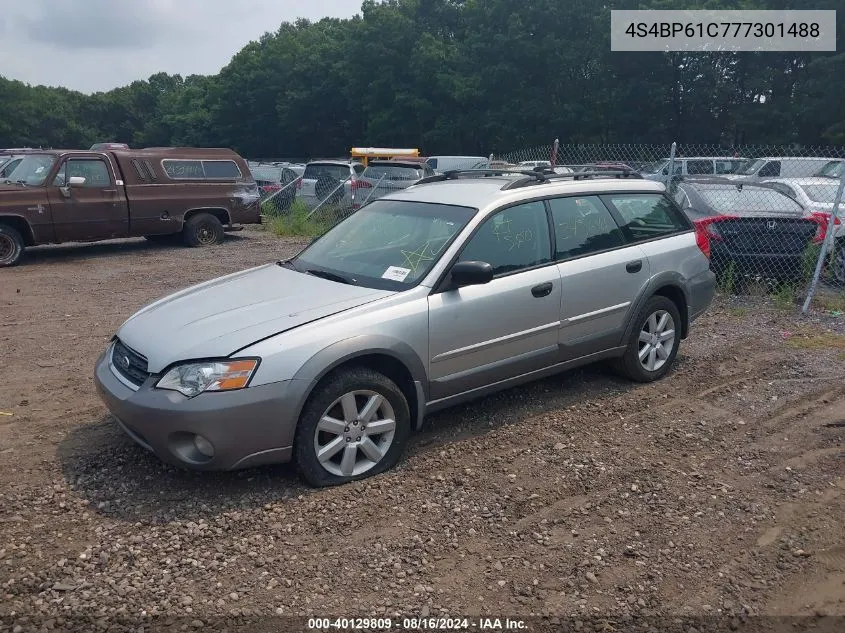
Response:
763,177,845,284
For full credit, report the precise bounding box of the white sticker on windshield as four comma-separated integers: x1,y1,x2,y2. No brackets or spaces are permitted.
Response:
382,266,411,282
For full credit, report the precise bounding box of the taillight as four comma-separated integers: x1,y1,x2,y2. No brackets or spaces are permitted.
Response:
350,178,372,191
809,212,841,243
693,214,738,259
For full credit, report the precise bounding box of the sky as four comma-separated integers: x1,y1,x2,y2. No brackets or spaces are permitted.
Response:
0,0,360,94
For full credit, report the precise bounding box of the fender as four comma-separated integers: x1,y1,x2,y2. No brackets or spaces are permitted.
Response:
290,335,429,429
620,272,690,345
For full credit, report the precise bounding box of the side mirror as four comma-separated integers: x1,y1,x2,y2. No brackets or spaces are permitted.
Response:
449,260,494,288
68,176,86,187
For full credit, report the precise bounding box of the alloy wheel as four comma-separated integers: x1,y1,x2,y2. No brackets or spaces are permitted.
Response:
313,390,396,477
638,310,676,372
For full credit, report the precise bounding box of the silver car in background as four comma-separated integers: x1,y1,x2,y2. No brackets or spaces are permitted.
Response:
297,160,367,209
94,169,715,487
357,160,436,204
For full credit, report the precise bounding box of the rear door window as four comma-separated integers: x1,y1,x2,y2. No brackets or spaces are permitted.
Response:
548,196,625,260
687,160,714,175
602,194,691,242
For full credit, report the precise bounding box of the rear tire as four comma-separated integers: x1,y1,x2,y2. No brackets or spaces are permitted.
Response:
613,295,682,383
0,224,25,267
183,213,224,247
294,367,411,488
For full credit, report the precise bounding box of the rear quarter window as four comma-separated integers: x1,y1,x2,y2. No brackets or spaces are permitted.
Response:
602,193,691,242
162,159,242,180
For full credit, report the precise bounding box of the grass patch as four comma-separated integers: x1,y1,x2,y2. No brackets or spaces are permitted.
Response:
785,326,845,352
727,306,748,318
772,283,797,310
265,200,330,238
716,262,738,295
812,291,845,314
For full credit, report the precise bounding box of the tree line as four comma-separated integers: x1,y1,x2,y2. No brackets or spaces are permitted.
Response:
1,0,843,159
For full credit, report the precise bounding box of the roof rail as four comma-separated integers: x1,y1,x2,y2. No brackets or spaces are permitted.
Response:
500,166,644,190
414,168,542,185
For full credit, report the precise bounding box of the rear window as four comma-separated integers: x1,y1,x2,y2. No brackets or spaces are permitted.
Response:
801,184,841,203
698,187,804,212
365,165,425,181
303,164,350,180
162,159,242,180
603,193,690,242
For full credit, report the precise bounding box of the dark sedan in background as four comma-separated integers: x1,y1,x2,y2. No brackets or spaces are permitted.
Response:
672,178,828,282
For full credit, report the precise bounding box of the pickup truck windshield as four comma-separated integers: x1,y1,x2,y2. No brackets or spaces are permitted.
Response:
10,154,57,186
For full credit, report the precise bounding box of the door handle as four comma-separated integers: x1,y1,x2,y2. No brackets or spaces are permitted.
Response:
531,282,553,298
626,260,643,273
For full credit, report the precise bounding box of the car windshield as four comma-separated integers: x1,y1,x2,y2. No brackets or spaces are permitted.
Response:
737,159,766,175
802,184,842,203
303,164,349,180
291,199,476,290
7,154,56,185
698,187,804,213
817,161,844,178
251,165,283,182
364,165,424,182
641,160,667,174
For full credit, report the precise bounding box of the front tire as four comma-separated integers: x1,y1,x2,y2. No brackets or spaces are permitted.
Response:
0,224,25,267
613,295,682,383
183,213,225,247
294,367,411,487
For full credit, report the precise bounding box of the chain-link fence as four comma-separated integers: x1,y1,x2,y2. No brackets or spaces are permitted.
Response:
249,143,845,312
255,159,434,234
489,142,845,311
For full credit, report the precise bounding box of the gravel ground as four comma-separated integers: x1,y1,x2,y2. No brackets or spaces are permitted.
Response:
1,226,843,633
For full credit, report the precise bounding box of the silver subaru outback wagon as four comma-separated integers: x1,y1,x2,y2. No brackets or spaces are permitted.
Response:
94,169,716,487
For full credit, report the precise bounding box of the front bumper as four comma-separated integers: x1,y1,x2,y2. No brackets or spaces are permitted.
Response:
93,349,303,470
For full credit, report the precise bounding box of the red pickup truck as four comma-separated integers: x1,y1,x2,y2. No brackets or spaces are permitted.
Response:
0,147,261,267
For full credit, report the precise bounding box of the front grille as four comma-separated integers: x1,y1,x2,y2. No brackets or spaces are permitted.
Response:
111,339,150,386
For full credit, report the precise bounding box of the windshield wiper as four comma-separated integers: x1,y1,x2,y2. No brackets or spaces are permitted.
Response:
304,268,355,285
276,259,298,270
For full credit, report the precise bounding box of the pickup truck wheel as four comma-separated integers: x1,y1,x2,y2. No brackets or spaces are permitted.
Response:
183,213,224,247
294,367,411,488
0,224,24,267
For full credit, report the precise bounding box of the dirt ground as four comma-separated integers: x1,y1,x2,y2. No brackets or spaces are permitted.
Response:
1,226,844,633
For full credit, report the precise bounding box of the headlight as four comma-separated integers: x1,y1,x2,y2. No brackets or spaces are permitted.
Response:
156,359,259,397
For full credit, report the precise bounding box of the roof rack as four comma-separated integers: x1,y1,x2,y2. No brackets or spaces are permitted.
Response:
414,165,644,189
501,164,644,190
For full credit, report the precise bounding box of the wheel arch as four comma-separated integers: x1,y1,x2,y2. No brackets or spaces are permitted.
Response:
183,207,231,227
622,273,690,344
291,336,428,432
0,215,36,246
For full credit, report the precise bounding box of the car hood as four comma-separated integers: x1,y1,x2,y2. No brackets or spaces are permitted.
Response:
116,263,394,372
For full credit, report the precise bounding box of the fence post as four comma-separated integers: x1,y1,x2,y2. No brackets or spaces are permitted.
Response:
802,173,845,315
666,142,677,190
358,173,386,208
